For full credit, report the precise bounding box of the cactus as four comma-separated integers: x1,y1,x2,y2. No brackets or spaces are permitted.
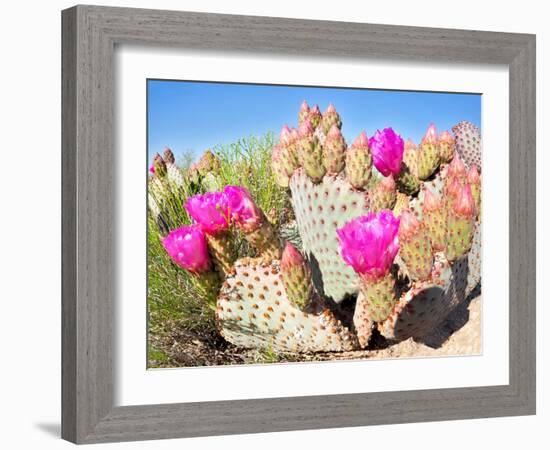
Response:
452,120,482,171
217,258,358,352
150,102,482,354
416,124,441,180
345,131,372,189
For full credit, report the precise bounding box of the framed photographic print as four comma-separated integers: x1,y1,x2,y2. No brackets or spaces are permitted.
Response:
62,5,536,444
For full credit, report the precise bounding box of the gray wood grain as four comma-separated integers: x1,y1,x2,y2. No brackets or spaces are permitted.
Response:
61,4,536,444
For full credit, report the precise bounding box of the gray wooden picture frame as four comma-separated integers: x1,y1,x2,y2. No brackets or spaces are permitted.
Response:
61,4,536,444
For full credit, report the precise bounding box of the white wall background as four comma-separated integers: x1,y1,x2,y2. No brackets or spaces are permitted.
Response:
0,1,545,448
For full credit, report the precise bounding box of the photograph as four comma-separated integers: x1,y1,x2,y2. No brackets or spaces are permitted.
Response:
146,80,482,368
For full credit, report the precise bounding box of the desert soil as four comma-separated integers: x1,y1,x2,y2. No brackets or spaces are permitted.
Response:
149,293,481,368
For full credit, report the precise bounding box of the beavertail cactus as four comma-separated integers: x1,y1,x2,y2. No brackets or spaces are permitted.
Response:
337,211,401,326
151,101,482,354
217,258,358,352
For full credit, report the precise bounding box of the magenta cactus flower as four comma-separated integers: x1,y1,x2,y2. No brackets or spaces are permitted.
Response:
184,192,230,235
162,225,211,274
337,210,400,281
223,186,262,233
149,164,155,174
368,128,404,177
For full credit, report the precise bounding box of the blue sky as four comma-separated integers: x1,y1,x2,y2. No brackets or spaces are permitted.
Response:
147,80,481,165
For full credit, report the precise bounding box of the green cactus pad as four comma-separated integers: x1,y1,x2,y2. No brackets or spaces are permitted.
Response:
396,163,420,195
416,143,440,180
290,169,369,302
205,232,237,276
244,218,281,261
298,136,326,183
399,223,434,281
393,192,410,216
445,214,475,262
217,258,359,352
353,290,374,348
369,178,397,212
345,145,372,190
281,260,313,310
452,121,482,171
380,253,466,340
359,273,397,323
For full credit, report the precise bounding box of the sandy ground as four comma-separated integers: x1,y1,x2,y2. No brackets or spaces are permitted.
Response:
149,293,481,367
298,294,481,362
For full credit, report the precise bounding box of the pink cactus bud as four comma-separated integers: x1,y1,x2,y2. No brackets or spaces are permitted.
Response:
311,104,321,115
405,138,417,152
326,103,336,113
446,176,462,199
280,124,293,146
453,184,476,218
352,130,369,148
337,210,400,281
223,186,262,233
422,188,441,212
422,123,438,145
439,130,454,146
300,100,310,112
379,175,396,192
369,128,404,177
152,153,167,177
298,119,314,137
163,147,175,164
467,165,481,185
327,123,342,140
162,225,211,274
281,242,305,271
448,153,467,179
398,209,421,240
184,192,230,235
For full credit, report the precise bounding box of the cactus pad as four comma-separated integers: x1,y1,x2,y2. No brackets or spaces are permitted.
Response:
452,121,482,171
380,223,481,341
290,169,369,302
217,258,359,352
